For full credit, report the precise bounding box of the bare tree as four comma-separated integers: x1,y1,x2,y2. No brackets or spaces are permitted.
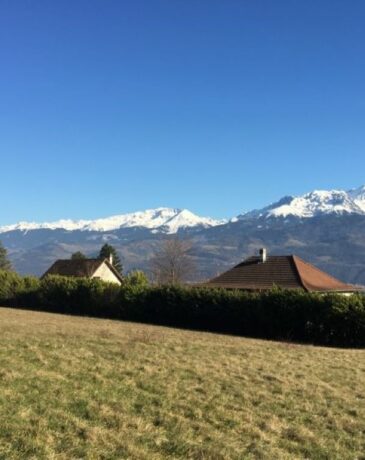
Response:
149,238,195,285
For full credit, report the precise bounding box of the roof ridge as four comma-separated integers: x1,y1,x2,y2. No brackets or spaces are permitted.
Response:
54,257,101,262
104,259,123,283
292,255,317,291
290,255,309,291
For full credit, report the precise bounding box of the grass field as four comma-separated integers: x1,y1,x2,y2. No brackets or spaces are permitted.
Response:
0,308,364,460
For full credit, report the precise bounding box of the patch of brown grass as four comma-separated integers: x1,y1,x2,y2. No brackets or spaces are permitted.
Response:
0,307,364,459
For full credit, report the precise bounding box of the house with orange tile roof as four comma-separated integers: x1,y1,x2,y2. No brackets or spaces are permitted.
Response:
203,248,359,293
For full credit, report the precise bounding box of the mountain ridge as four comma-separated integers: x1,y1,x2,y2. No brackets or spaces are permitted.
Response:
0,208,226,235
2,185,365,284
236,185,365,221
1,185,365,234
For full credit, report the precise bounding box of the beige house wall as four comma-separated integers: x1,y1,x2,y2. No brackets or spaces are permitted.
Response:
92,262,122,285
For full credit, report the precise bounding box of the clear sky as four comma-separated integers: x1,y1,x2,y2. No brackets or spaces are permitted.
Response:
1,0,364,224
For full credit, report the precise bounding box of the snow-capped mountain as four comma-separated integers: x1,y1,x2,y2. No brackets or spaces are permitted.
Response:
266,190,364,218
2,184,365,284
348,185,365,212
1,185,364,236
238,186,365,220
0,207,226,235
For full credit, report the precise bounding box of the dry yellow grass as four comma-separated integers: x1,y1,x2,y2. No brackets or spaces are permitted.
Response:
0,307,364,459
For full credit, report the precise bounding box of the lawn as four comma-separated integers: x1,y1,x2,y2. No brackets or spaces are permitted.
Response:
0,307,364,459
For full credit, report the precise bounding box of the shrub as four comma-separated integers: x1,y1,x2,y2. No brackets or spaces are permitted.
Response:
124,270,149,289
0,270,24,303
39,275,120,317
0,270,364,347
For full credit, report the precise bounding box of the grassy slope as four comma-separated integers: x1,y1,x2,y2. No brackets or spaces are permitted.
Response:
0,308,364,460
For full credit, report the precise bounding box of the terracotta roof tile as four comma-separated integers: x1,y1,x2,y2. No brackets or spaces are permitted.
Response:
292,256,355,292
204,255,357,292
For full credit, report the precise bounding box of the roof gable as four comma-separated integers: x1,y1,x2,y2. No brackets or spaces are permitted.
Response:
96,259,124,283
41,258,123,283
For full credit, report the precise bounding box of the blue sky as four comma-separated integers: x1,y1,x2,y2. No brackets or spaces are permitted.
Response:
1,0,364,224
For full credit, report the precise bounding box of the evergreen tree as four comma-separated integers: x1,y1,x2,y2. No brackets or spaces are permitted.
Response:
98,244,123,274
71,251,86,260
0,241,12,271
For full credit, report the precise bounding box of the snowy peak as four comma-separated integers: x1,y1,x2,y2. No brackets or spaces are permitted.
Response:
267,190,363,218
0,208,225,235
241,186,365,220
159,209,225,233
348,185,365,212
237,196,294,220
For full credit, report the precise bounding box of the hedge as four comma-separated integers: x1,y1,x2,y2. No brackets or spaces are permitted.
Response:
0,270,364,348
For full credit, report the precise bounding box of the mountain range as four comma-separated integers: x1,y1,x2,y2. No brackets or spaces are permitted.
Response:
0,207,225,235
1,185,365,285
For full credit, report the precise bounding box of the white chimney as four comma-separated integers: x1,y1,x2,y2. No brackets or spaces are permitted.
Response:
109,253,113,265
259,248,267,263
